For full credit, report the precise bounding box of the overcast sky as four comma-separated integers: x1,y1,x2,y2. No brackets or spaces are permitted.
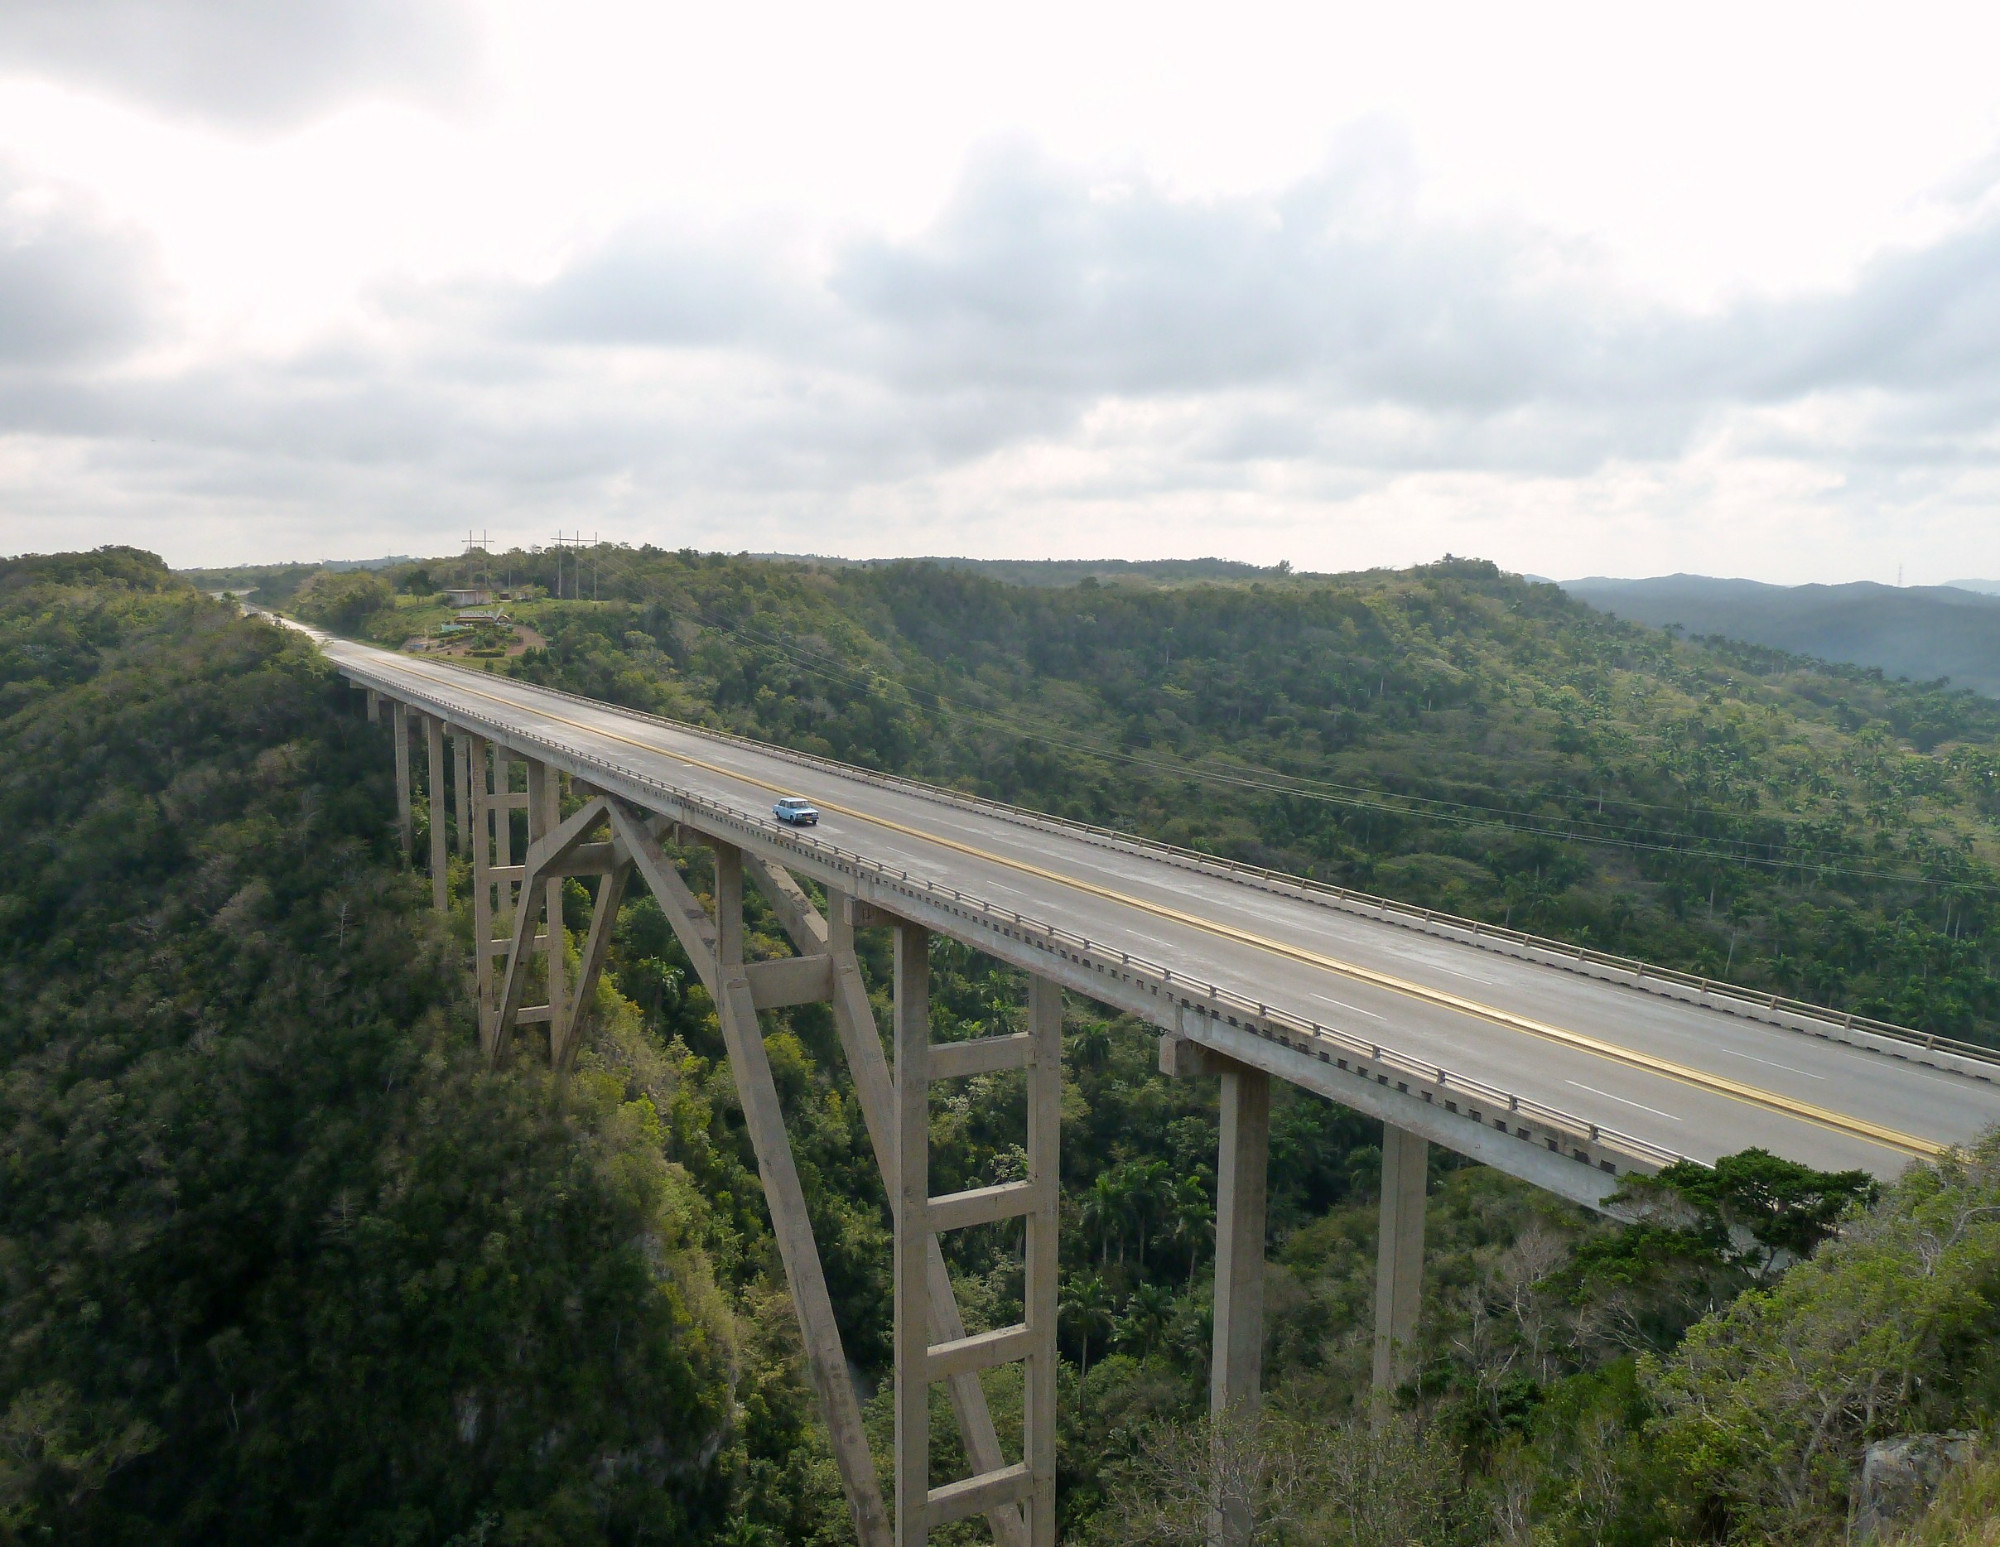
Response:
4,0,2000,580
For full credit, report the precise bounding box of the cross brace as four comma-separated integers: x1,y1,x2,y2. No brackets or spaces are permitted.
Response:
613,809,893,1547
382,713,1058,1547
892,919,1060,1547
747,857,1039,1547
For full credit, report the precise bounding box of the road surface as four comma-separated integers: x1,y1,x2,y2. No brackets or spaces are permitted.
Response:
315,630,2000,1193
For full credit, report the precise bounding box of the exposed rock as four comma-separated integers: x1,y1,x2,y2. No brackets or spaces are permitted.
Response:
1851,1433,1980,1543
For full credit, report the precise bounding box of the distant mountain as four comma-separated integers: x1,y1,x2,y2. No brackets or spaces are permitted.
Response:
1947,579,2000,596
1562,574,2000,697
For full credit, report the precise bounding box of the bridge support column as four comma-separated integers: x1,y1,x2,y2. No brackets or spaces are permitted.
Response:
469,741,531,1044
453,731,471,853
392,700,413,860
609,814,890,1547
751,864,1030,1547
426,715,447,912
557,851,630,1072
1372,1125,1428,1405
494,754,513,869
893,920,932,1547
1212,1060,1270,1547
891,918,1056,1547
1211,1061,1271,1421
1157,1033,1268,1547
713,840,888,1545
469,737,498,1038
1022,974,1061,1547
525,761,566,1051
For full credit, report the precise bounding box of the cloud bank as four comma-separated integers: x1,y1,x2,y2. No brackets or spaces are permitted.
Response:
0,0,475,129
6,137,2000,574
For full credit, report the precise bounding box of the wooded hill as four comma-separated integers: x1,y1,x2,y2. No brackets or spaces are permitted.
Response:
321,545,2000,1048
1564,573,2000,700
7,546,2000,1546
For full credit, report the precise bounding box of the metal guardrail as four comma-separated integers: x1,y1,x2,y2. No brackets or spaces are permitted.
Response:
403,650,2000,1071
346,657,1688,1177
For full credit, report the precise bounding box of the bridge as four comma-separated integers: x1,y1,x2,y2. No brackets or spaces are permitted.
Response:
307,624,2000,1547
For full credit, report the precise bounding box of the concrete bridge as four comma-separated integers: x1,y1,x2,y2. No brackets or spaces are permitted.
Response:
311,625,2000,1547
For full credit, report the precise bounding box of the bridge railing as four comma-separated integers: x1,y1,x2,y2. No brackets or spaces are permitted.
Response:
409,657,1999,1070
377,665,1688,1176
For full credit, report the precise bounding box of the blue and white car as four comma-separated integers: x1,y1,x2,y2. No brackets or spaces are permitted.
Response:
773,796,820,826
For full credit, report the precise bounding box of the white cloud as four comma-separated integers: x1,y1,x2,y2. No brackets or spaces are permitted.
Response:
0,169,157,365
4,0,2000,581
0,0,476,130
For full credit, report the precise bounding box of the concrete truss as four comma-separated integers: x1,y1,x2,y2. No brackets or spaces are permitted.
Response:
360,687,1473,1547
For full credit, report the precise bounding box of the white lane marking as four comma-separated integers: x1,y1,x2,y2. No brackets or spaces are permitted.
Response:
1313,994,1385,1020
1718,1048,1825,1080
1565,1080,1682,1122
1414,961,1498,985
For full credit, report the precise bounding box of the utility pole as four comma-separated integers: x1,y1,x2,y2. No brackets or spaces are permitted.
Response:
554,530,592,601
463,529,491,594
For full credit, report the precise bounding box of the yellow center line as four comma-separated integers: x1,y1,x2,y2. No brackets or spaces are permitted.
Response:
364,648,1942,1160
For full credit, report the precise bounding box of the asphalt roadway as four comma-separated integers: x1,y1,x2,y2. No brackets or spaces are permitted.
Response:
317,631,2000,1186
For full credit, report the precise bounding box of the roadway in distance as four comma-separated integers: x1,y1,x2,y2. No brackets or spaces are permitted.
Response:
315,632,2000,1182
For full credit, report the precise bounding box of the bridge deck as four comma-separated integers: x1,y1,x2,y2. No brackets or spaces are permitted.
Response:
319,632,2000,1191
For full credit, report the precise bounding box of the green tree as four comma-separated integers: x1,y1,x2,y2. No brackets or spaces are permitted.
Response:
0,553,742,1543
293,568,394,633
1061,1275,1115,1384
1646,1135,2000,1541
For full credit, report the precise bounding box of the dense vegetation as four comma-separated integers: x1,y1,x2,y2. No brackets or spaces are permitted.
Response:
9,545,2000,1544
331,544,2000,1044
0,552,765,1542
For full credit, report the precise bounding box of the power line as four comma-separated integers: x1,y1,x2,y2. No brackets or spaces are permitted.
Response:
692,611,2000,893
494,550,1997,894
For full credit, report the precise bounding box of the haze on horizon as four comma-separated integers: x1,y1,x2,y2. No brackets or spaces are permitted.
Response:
4,0,2000,583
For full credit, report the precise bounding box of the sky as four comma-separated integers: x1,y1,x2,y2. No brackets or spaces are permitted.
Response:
4,1,2000,581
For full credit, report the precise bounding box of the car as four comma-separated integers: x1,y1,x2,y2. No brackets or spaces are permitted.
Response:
773,796,820,826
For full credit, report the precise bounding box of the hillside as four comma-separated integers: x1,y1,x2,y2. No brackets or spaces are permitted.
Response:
1564,574,2000,698
0,552,815,1543
13,547,2000,1546
308,545,2000,1047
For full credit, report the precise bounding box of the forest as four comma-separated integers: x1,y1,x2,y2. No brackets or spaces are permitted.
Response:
8,544,2000,1544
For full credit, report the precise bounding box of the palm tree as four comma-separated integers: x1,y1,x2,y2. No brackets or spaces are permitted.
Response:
1166,1175,1212,1286
979,989,1015,1038
1124,1158,1172,1267
1069,1019,1111,1073
1081,1173,1125,1265
1115,1282,1176,1360
1060,1274,1114,1384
